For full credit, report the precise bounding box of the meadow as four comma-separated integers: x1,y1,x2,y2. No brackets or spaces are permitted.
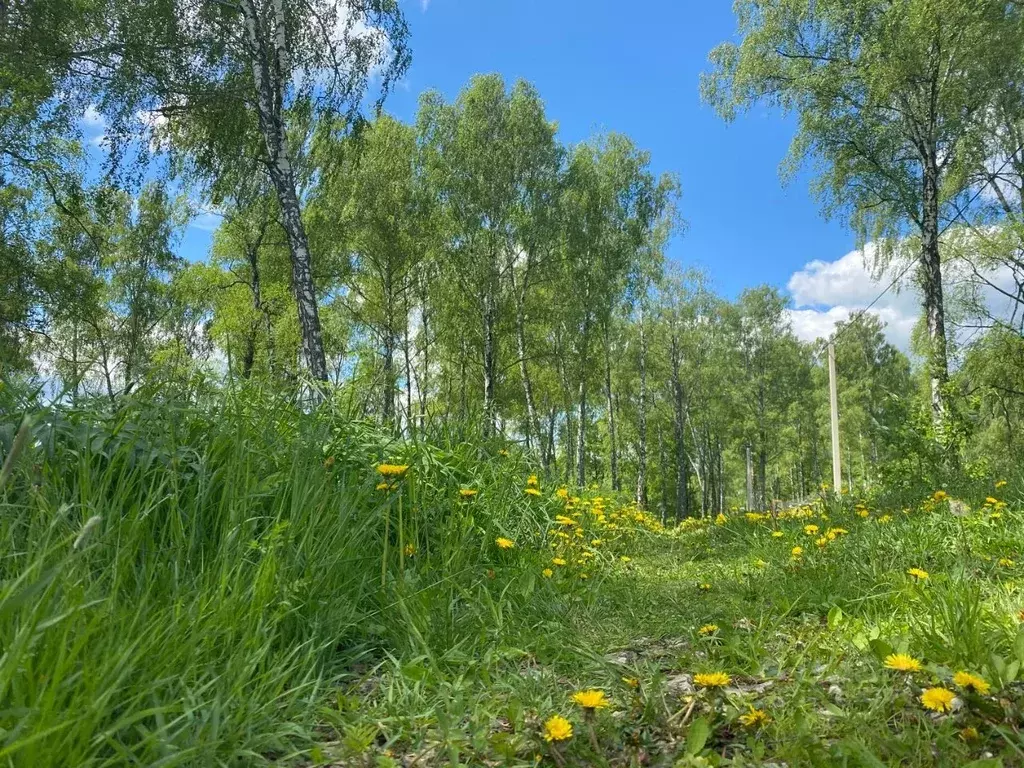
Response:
1,390,1021,767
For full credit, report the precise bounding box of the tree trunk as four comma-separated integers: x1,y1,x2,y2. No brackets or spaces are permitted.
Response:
603,323,619,490
920,151,949,427
482,290,497,438
576,319,590,486
403,296,413,436
514,276,543,465
636,299,648,507
576,378,587,487
670,332,687,521
239,0,327,382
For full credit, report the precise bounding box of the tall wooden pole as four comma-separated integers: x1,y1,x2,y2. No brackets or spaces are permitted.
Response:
745,444,754,511
828,341,842,497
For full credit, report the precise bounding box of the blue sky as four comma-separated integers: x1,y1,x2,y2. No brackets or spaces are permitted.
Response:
165,1,922,348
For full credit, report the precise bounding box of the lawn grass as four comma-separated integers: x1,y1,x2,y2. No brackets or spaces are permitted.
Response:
2,394,1023,766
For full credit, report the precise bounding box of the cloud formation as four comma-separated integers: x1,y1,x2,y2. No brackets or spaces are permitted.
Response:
785,246,920,350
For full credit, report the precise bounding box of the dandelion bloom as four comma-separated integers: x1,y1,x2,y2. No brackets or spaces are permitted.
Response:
986,497,999,505
693,672,731,688
571,690,609,710
884,653,922,673
555,515,576,526
907,567,929,580
699,582,712,591
996,480,1008,489
496,537,515,549
525,487,542,497
920,687,955,713
375,482,393,492
376,463,409,477
579,573,589,579
791,546,803,559
715,513,727,526
403,543,416,557
698,624,719,636
527,474,539,488
552,557,566,566
953,671,990,695
542,568,554,578
620,556,632,563
622,677,639,688
543,714,573,742
771,531,784,538
459,488,478,498
804,524,819,535
738,707,770,728
999,558,1015,568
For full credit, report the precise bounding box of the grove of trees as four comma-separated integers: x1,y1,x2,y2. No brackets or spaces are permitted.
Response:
5,0,1024,514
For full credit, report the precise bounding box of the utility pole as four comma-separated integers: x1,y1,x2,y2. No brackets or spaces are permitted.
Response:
828,341,842,498
745,444,754,511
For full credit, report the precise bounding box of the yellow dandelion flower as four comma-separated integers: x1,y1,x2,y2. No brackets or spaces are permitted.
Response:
693,672,731,688
375,481,394,491
552,557,566,566
959,726,980,742
459,488,478,497
877,514,892,524
857,509,870,518
738,707,770,728
884,653,922,673
986,497,999,506
542,567,554,578
527,474,539,488
622,676,639,688
543,714,573,742
815,536,828,548
699,582,712,591
525,487,542,497
771,530,784,538
571,690,608,710
591,538,603,546
920,687,955,713
791,546,803,559
376,463,409,477
999,558,1016,568
620,555,632,563
953,671,990,695
698,624,719,636
991,512,1003,519
496,537,515,550
907,567,929,580
996,480,1008,489
403,543,416,557
804,524,819,535
555,515,576,526
715,513,727,526
579,572,589,579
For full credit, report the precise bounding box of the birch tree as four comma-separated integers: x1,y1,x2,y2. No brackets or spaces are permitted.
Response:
703,0,1024,427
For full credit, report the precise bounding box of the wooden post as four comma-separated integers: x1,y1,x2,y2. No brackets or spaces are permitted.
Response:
828,341,842,498
745,444,754,511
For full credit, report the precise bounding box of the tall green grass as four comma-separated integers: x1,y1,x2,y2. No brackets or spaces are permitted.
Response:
0,388,551,766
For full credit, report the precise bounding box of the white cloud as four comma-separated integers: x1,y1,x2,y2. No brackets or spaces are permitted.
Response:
785,245,920,350
785,237,1023,356
82,105,106,130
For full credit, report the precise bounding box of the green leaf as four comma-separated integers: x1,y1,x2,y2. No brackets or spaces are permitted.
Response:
869,638,894,662
685,717,710,757
827,605,844,630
